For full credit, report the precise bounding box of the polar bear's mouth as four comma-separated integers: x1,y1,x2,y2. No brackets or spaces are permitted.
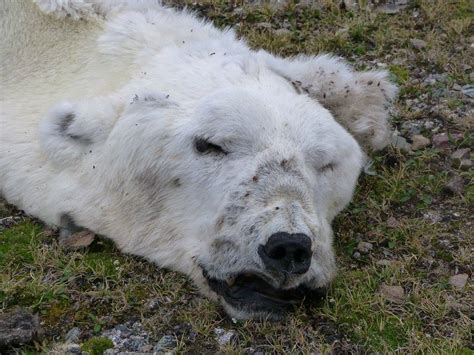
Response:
204,271,326,314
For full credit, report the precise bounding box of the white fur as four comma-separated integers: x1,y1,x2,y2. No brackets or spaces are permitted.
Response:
0,0,397,319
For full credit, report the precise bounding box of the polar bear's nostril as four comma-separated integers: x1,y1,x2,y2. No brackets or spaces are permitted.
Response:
258,232,312,275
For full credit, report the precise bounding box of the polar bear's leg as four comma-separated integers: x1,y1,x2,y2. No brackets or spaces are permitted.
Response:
264,53,398,151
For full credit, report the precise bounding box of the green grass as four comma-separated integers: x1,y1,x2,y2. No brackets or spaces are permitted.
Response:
1,0,473,353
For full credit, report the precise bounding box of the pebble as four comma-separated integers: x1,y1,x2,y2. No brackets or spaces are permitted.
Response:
379,284,405,303
449,274,468,289
461,85,474,98
459,159,472,170
451,148,471,168
410,38,427,49
0,308,42,348
154,335,177,352
214,327,237,347
444,175,464,194
353,251,361,259
59,230,95,250
64,343,83,354
386,216,401,228
390,134,412,152
432,133,450,149
376,259,394,266
65,327,81,343
357,241,373,254
411,134,431,150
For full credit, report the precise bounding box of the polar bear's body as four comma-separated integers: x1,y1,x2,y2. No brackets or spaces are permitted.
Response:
0,0,396,319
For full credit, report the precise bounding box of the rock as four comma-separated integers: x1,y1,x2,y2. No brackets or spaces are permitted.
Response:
461,85,474,98
214,327,237,347
390,134,412,152
59,230,95,250
451,148,470,162
65,327,81,343
357,241,373,254
376,259,394,266
352,251,361,259
449,274,468,289
432,133,450,149
386,216,401,229
432,132,464,150
64,343,82,354
0,308,42,349
459,159,472,170
102,321,152,353
154,335,177,352
444,175,464,194
140,344,154,352
451,148,471,168
452,83,463,91
411,134,431,150
410,38,427,49
376,0,408,14
379,284,405,303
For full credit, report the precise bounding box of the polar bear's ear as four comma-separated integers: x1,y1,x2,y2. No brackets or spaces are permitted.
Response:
39,97,120,167
264,53,398,151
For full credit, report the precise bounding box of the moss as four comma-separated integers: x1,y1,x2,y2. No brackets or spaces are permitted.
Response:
81,337,114,355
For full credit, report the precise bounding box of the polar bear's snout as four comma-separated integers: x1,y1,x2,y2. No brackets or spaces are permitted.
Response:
258,232,312,276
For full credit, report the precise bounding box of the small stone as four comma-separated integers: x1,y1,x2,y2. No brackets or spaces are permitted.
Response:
0,308,42,348
444,175,464,194
411,134,431,150
452,83,463,91
410,38,427,49
154,335,176,353
214,327,237,347
451,148,470,161
432,133,450,149
449,274,468,289
386,216,401,229
352,251,361,259
59,230,95,250
376,259,393,266
357,241,373,254
451,148,471,168
140,344,154,352
459,159,472,170
380,284,405,303
65,327,81,343
390,134,412,152
65,343,82,354
461,85,474,98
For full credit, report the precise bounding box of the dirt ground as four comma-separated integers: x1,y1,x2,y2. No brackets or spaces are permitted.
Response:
0,0,472,353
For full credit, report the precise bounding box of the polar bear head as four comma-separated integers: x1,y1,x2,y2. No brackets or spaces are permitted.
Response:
40,53,395,319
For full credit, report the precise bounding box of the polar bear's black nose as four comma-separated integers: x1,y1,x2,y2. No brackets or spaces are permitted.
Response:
258,232,312,275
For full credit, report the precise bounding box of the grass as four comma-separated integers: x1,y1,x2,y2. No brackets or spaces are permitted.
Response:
1,0,473,353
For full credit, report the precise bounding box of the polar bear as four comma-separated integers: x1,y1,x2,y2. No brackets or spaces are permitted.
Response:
0,0,397,319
